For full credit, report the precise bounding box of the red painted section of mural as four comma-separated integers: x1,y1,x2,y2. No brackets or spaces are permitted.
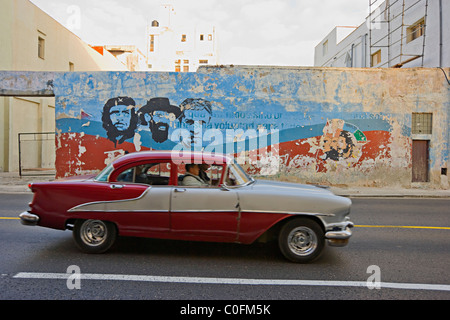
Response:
55,130,392,179
56,133,150,177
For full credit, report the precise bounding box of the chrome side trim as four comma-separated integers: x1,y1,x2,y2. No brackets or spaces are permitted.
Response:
68,206,334,217
68,187,152,213
70,210,170,213
239,210,335,217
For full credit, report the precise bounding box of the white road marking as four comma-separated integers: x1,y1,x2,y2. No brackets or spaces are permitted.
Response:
13,272,450,292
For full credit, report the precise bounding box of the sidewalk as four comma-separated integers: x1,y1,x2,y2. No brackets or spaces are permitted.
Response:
0,172,449,198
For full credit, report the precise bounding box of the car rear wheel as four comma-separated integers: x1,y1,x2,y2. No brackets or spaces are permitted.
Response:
73,219,117,254
278,218,324,263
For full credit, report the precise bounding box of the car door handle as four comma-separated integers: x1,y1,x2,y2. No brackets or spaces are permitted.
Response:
110,184,124,189
174,188,186,193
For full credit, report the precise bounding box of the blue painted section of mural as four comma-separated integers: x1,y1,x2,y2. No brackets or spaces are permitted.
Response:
54,74,400,136
50,70,418,178
2,69,449,186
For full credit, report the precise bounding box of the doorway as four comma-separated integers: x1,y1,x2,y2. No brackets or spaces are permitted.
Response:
412,140,429,182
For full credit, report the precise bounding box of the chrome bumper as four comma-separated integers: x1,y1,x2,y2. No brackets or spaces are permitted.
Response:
19,212,40,226
325,221,354,247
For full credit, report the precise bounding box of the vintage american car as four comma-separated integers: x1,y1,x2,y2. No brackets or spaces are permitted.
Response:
20,151,353,263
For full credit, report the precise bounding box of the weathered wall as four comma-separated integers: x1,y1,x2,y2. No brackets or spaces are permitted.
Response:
0,67,449,188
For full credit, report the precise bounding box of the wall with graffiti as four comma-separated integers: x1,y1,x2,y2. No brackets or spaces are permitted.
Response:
1,67,447,187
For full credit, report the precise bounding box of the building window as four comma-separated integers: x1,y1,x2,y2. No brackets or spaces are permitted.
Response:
181,34,187,42
322,40,328,56
183,65,189,72
38,37,45,59
69,62,74,71
407,18,425,43
149,35,155,52
199,60,208,64
412,113,432,134
175,65,181,72
183,59,189,64
208,34,212,41
200,34,204,41
371,50,381,67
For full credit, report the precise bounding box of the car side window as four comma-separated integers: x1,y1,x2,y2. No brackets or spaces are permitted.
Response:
146,162,171,185
177,164,223,187
116,162,171,186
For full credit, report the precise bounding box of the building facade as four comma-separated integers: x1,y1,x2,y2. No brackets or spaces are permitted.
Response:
146,4,219,72
315,0,449,68
0,0,128,173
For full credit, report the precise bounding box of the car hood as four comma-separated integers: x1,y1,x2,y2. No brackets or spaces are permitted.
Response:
251,179,334,195
237,179,351,221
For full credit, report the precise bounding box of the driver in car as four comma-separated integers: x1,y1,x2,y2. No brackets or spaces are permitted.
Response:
181,164,208,187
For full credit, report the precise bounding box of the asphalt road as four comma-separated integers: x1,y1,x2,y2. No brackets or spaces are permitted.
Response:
0,194,449,307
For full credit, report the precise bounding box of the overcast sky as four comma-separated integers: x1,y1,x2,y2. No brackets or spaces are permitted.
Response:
30,0,369,66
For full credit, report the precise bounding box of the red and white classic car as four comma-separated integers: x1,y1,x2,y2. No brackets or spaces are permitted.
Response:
20,151,353,263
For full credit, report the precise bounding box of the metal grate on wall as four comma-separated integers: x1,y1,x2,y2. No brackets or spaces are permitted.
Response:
412,112,432,134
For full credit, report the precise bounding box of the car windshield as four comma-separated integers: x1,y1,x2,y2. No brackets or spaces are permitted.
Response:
226,160,254,187
94,163,114,182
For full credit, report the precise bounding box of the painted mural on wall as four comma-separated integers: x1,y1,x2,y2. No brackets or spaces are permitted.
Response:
53,71,410,181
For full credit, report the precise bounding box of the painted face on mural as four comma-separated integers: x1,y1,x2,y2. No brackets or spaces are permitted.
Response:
150,110,179,143
322,130,355,160
109,105,132,131
179,98,212,146
322,132,341,161
320,119,364,161
102,96,138,146
139,98,182,143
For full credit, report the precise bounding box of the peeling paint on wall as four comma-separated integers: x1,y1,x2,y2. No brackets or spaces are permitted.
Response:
1,67,448,187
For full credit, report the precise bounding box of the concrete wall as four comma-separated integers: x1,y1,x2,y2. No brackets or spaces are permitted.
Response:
0,66,448,188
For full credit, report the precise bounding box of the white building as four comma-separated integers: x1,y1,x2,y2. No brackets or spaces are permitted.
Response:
146,5,219,72
315,0,449,68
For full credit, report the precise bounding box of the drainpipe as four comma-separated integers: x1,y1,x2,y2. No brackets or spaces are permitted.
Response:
351,44,354,67
362,34,367,67
439,0,443,67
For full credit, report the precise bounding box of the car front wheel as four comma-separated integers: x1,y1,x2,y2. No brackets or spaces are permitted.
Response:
278,218,325,263
73,219,117,254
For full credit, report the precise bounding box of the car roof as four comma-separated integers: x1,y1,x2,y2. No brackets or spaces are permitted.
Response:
112,150,231,168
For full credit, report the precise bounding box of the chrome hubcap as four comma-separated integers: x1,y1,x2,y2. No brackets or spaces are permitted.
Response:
80,220,107,246
287,227,317,256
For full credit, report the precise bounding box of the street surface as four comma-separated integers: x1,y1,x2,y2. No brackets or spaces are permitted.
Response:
0,194,449,306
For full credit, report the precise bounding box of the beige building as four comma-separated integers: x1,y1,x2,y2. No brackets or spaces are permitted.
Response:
0,0,128,173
